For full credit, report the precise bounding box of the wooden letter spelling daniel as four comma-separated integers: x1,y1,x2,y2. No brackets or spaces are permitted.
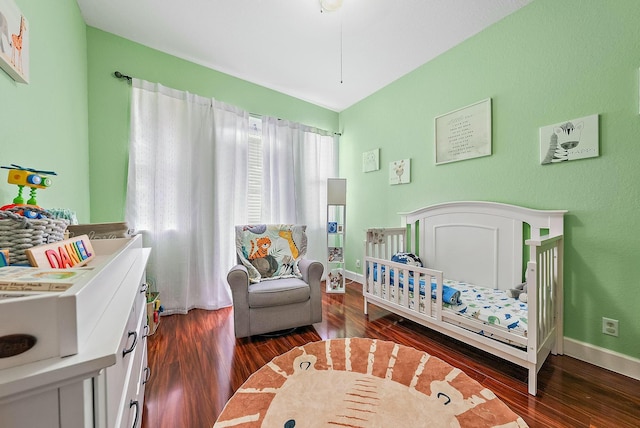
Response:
26,235,95,268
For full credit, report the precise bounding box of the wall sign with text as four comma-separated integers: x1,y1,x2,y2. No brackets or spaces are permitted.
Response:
434,98,492,165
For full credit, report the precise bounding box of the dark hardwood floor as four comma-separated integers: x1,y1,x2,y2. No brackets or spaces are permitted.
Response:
141,281,640,428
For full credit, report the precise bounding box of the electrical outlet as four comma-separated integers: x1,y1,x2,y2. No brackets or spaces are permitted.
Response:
355,259,361,268
602,317,619,337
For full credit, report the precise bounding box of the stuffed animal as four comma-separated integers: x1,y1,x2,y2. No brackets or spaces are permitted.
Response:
507,282,527,303
519,283,528,303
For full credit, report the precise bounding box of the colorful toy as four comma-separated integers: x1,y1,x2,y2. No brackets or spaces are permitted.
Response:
1,164,56,217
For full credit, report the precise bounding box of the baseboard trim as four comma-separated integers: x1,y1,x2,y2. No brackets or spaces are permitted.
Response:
563,337,640,381
346,270,639,381
345,269,363,285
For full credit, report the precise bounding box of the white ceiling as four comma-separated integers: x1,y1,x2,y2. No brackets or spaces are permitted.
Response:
76,0,531,112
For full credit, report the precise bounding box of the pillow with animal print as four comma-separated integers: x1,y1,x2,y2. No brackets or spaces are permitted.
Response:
235,224,308,283
391,252,423,267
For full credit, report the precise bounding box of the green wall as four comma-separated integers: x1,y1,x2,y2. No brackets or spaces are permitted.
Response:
86,27,339,222
0,0,89,221
340,0,640,358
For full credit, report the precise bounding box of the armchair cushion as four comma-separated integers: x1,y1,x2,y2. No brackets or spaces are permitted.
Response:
248,278,311,308
235,224,307,283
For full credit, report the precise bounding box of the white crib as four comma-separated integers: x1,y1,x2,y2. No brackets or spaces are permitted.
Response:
363,201,566,395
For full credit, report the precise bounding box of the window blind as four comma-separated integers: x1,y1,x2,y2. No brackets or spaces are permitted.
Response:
247,117,262,223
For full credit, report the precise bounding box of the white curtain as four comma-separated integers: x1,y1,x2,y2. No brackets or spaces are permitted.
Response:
261,117,339,269
126,79,249,314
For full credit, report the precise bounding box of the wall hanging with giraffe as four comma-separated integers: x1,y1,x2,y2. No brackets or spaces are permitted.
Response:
0,0,28,83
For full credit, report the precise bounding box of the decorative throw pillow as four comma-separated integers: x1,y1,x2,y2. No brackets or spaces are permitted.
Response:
235,224,307,283
391,252,423,267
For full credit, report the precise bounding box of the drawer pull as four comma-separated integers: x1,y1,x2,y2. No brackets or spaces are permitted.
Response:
123,331,138,357
143,324,150,338
140,282,149,293
143,366,151,384
130,399,140,428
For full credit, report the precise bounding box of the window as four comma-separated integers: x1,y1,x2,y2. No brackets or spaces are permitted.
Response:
247,116,262,223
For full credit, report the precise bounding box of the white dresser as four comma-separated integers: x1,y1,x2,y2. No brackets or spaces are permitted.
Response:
0,235,151,428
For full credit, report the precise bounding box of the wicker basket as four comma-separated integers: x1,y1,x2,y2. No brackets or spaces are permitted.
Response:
0,208,69,265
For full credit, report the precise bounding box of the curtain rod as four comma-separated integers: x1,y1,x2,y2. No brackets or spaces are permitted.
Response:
115,71,341,136
114,71,132,82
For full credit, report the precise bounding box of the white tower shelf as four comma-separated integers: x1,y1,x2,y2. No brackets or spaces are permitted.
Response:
326,178,346,293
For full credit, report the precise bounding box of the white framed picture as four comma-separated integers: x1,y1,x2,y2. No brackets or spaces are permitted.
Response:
539,114,599,164
389,158,410,185
0,0,29,83
362,148,380,172
435,98,492,165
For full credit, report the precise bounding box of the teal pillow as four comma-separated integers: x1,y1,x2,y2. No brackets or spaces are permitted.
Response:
235,224,307,283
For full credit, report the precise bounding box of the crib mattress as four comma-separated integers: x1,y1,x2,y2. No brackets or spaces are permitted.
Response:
443,280,528,337
371,268,528,338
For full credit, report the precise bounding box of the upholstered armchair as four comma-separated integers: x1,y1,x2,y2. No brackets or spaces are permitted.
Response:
228,224,324,338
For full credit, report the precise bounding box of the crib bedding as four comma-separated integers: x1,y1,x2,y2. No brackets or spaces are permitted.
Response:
370,267,528,338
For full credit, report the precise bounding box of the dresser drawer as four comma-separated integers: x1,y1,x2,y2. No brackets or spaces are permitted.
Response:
0,388,59,427
104,293,146,427
122,338,148,428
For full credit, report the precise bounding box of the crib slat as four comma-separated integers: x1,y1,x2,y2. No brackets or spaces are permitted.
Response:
530,238,561,352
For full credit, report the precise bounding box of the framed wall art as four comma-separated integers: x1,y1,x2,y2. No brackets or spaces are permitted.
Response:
362,148,380,172
0,0,29,83
435,98,491,165
389,158,410,185
539,114,599,164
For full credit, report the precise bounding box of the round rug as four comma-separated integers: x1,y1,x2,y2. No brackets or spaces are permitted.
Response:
214,337,528,427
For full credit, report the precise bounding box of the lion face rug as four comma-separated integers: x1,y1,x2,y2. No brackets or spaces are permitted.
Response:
214,338,528,427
